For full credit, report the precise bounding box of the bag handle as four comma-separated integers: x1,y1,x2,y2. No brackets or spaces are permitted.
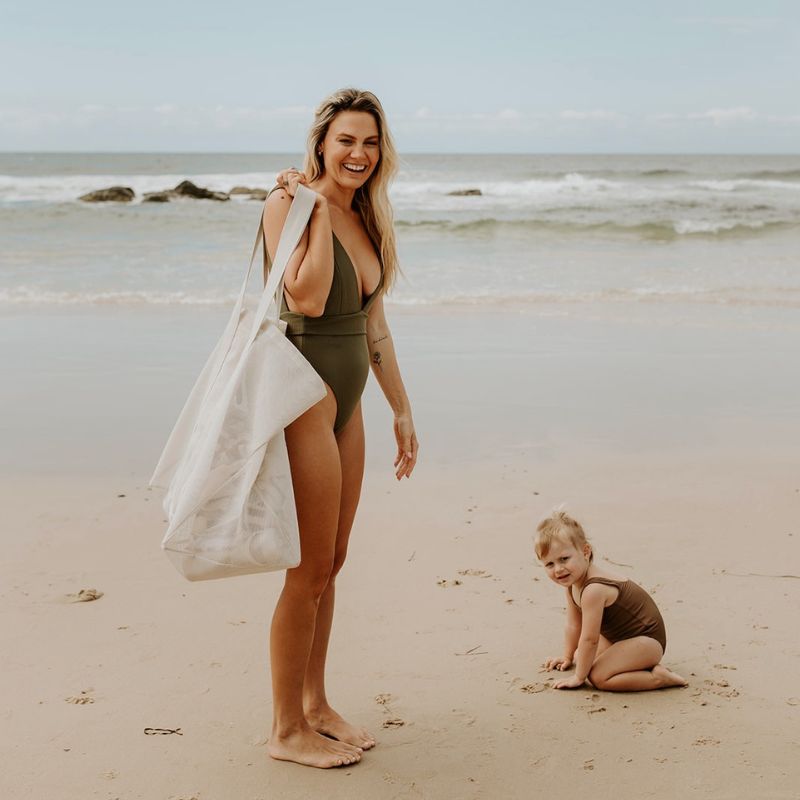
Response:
229,184,316,342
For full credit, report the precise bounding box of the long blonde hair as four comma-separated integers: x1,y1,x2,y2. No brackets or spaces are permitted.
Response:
303,88,400,291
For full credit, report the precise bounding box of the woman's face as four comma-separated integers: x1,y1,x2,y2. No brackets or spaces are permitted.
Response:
320,111,380,189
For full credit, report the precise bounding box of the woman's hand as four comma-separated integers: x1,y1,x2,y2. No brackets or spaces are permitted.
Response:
544,657,573,672
393,413,418,480
275,167,307,197
553,674,586,690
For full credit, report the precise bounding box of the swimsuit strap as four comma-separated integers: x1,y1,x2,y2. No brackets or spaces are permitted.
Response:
579,577,626,604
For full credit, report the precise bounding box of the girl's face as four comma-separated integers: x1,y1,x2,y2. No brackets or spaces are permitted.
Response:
540,538,592,587
320,111,380,189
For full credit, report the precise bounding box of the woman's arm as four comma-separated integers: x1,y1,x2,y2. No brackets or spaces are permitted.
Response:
554,584,606,689
262,186,333,317
366,294,419,479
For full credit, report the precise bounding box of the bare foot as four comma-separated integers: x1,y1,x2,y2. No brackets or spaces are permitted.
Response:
653,664,689,688
305,705,376,750
268,726,362,769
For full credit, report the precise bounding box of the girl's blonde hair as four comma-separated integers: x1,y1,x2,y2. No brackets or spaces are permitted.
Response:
303,88,400,291
534,510,594,563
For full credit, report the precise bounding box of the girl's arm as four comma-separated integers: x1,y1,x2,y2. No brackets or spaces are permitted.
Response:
262,187,333,317
553,584,606,689
544,589,581,670
366,294,419,480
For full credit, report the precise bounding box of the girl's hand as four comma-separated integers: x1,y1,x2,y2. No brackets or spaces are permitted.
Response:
544,657,573,672
275,167,307,197
393,413,418,480
553,674,586,690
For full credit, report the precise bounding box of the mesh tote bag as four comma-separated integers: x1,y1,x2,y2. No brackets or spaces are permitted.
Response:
150,185,325,581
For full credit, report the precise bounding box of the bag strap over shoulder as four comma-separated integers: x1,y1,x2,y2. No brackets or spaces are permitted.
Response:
235,184,316,347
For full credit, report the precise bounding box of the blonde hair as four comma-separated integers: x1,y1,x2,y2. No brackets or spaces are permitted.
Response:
303,88,400,291
534,510,594,563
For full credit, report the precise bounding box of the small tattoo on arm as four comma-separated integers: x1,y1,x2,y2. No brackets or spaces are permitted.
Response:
372,335,388,345
372,351,383,370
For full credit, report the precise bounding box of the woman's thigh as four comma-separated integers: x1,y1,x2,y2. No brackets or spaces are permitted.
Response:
332,403,365,570
589,636,664,683
284,387,341,583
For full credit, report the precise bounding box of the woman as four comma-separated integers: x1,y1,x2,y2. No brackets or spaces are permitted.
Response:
262,88,418,769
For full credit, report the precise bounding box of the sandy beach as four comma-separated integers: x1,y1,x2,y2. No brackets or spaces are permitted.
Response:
2,301,798,799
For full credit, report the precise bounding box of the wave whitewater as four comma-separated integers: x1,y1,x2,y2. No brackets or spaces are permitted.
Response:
395,217,796,239
4,285,800,310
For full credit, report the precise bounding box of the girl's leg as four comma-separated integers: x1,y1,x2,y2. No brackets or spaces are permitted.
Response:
589,637,687,692
268,392,362,769
303,405,376,750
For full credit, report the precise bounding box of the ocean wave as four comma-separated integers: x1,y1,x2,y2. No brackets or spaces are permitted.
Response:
690,178,800,192
395,217,795,239
389,286,800,309
740,169,800,181
0,287,238,306
5,284,800,310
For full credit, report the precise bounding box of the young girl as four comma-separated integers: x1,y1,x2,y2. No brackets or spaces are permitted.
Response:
535,511,687,691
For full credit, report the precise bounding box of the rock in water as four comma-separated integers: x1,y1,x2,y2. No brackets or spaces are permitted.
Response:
142,191,171,203
447,188,482,196
172,180,229,201
79,186,135,202
230,186,269,200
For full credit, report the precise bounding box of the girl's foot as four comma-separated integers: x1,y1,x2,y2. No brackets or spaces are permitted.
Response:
305,704,376,750
268,726,362,769
652,664,688,688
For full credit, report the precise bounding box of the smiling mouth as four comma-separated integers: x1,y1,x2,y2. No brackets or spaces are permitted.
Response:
343,163,367,174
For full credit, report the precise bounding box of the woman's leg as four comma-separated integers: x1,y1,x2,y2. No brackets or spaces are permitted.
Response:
268,391,362,768
588,637,687,692
302,405,375,750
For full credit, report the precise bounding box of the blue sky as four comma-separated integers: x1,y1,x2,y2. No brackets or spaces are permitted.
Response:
1,0,799,152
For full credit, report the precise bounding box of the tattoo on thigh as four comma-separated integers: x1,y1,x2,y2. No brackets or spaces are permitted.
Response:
372,351,383,370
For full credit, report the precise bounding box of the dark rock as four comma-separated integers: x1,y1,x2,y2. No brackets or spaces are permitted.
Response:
230,186,269,200
447,188,482,197
143,191,171,203
172,180,229,201
79,186,135,203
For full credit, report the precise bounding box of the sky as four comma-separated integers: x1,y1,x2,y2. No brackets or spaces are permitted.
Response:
1,0,799,153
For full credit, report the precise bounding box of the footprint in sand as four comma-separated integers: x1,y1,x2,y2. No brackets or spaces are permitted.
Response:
520,682,549,694
436,578,462,587
457,569,492,578
382,718,406,729
65,690,94,704
66,588,103,603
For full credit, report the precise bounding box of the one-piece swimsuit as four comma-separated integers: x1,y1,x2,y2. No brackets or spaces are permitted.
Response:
573,577,667,652
263,195,383,432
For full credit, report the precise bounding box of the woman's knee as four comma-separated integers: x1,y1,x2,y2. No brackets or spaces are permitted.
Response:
285,561,335,601
330,544,350,579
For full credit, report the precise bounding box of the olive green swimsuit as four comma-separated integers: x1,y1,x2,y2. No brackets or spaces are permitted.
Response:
264,204,383,432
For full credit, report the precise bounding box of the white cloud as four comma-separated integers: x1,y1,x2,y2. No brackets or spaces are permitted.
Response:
688,106,757,125
560,109,625,122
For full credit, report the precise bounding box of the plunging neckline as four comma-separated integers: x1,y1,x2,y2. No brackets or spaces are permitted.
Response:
332,232,382,307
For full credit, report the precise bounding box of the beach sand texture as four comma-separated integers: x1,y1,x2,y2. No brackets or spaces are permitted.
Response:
1,303,798,799
1,153,799,797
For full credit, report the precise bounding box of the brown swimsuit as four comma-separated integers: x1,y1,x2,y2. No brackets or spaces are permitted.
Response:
572,577,667,652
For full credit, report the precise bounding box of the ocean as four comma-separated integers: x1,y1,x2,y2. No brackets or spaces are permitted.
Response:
2,152,800,309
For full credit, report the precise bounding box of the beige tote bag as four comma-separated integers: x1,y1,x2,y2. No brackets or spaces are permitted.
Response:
151,185,325,581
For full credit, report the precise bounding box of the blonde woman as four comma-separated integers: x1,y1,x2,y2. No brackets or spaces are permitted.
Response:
262,89,418,769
